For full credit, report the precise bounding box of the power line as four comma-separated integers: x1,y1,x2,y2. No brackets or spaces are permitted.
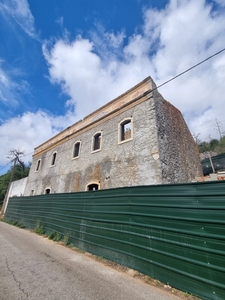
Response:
29,45,225,160
154,47,225,91
0,151,32,167
0,163,10,172
2,47,225,168
0,151,33,175
23,151,34,157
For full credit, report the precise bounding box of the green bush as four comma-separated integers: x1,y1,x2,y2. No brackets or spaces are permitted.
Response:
35,226,45,235
6,219,25,228
48,232,61,242
63,233,71,246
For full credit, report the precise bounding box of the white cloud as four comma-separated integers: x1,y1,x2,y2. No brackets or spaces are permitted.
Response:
0,64,19,107
42,37,136,118
43,0,225,143
0,110,77,168
105,31,126,49
0,0,36,38
0,62,30,112
213,0,225,7
42,31,155,120
0,67,9,87
145,0,225,139
56,17,64,27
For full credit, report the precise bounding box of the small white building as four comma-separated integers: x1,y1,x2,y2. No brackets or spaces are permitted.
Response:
2,177,28,215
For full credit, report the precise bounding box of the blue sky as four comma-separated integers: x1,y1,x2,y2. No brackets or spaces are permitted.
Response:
0,0,225,174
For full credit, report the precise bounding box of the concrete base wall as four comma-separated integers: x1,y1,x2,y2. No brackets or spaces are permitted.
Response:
3,177,28,214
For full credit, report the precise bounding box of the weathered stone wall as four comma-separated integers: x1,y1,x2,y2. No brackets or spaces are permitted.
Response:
153,88,203,183
34,78,152,156
24,77,203,196
24,95,162,196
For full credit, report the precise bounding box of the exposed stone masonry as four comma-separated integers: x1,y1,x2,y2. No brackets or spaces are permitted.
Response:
24,77,202,196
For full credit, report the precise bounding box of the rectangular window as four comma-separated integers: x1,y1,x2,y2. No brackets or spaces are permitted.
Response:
120,119,132,142
51,152,57,166
36,159,41,171
93,132,102,151
73,142,80,158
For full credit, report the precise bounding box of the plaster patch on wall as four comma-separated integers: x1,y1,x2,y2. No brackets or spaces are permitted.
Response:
152,151,159,161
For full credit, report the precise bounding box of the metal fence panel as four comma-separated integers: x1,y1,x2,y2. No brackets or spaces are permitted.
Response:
201,153,225,175
4,181,225,300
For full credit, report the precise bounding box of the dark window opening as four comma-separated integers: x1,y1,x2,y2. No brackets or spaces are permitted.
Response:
93,133,101,151
73,142,80,158
87,184,99,191
51,152,57,166
121,120,131,141
45,188,51,194
36,160,41,171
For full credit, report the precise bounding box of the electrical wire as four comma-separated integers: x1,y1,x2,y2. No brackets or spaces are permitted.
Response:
29,47,225,160
0,163,10,172
153,47,225,91
0,152,33,175
2,47,225,171
23,151,34,157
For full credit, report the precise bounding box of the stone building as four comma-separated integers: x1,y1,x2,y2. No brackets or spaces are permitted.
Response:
24,76,202,195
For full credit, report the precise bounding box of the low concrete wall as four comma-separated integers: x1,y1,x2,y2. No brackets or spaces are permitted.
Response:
3,177,28,214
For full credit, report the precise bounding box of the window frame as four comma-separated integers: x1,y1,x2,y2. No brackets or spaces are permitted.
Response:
91,131,102,153
118,117,133,144
72,141,81,159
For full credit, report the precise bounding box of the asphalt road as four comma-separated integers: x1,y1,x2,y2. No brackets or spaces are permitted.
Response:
0,222,182,300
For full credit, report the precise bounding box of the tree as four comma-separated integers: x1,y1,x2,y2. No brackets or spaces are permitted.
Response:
198,136,225,156
193,133,201,145
198,141,210,153
0,173,11,208
209,139,219,150
218,136,225,153
214,119,224,139
0,150,30,209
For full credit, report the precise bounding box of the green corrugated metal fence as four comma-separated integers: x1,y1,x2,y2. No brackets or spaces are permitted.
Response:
201,153,225,175
4,181,225,300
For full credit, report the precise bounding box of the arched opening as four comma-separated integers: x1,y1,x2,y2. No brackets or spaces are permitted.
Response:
118,118,133,143
92,132,102,152
86,183,100,191
45,188,51,194
72,141,81,158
